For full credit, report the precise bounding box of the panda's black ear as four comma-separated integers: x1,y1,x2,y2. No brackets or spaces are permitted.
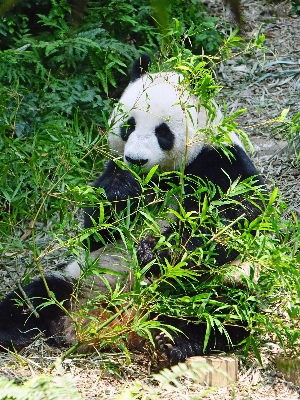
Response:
131,54,151,82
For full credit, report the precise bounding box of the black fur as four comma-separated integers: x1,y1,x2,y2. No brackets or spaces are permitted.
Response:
0,274,73,351
155,123,175,151
185,145,264,194
137,144,265,276
120,117,136,141
130,54,151,82
83,160,141,252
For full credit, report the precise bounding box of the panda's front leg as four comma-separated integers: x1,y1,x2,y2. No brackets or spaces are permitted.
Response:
84,160,141,252
137,235,173,278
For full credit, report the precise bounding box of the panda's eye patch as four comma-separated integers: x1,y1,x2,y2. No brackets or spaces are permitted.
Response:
155,123,175,151
120,117,136,141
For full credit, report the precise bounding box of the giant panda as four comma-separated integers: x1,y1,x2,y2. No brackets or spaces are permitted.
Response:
0,55,265,365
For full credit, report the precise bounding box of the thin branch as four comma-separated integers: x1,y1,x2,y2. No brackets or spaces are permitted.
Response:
209,213,246,243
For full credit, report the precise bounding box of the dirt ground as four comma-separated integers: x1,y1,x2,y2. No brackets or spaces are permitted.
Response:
1,0,300,399
214,0,300,218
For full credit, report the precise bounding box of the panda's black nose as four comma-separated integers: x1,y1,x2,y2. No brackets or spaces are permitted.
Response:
125,156,148,166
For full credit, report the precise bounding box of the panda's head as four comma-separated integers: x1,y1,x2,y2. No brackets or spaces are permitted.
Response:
108,55,221,171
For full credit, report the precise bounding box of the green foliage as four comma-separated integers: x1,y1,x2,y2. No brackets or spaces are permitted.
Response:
0,108,105,255
58,163,300,361
0,0,223,135
64,40,300,356
292,1,300,15
280,111,300,161
0,374,81,400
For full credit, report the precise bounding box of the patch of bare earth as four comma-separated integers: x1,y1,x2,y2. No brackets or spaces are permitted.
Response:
215,0,300,216
1,1,300,399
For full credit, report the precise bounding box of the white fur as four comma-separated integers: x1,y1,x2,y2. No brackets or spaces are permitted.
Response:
108,71,243,171
64,244,134,295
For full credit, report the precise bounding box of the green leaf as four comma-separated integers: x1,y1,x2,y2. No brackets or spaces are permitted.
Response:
144,165,159,185
267,187,278,210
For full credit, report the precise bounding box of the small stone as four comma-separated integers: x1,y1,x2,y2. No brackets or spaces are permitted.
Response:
275,356,300,384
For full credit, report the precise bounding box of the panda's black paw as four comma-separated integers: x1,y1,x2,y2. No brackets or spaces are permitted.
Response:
94,160,141,203
137,237,158,268
154,323,209,365
154,332,189,365
155,332,174,352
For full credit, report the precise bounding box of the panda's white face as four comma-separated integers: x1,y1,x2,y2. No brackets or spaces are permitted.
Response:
108,72,208,171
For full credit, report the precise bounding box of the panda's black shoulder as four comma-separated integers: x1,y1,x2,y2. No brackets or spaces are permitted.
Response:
185,144,264,191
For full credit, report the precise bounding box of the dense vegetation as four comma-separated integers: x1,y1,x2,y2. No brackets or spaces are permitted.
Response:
0,0,222,253
0,0,221,135
1,0,300,373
